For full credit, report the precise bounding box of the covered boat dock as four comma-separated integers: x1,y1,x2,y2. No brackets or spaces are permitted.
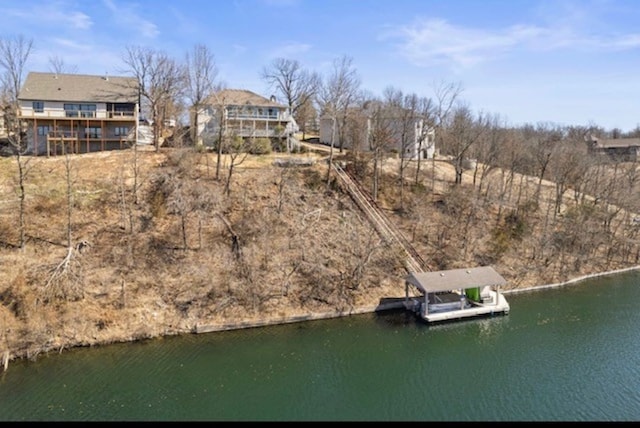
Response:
404,266,510,323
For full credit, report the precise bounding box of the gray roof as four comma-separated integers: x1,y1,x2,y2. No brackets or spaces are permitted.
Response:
18,72,138,103
208,89,285,108
592,137,640,149
406,266,507,293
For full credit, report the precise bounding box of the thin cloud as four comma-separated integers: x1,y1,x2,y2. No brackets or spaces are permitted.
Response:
0,3,92,30
102,0,159,39
266,42,311,60
384,16,640,69
51,37,92,51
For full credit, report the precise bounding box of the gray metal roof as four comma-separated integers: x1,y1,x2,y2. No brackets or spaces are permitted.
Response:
406,266,507,293
18,71,138,103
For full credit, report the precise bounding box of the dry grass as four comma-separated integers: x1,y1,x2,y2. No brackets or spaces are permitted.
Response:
1,146,639,364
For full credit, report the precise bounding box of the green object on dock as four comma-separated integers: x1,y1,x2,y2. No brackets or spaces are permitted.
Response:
466,287,480,301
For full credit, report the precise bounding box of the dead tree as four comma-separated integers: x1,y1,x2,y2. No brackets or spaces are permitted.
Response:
0,35,33,251
43,149,86,301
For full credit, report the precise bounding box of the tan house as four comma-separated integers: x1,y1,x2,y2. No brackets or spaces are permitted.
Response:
18,72,139,156
194,89,298,149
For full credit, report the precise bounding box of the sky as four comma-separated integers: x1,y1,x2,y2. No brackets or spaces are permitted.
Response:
1,0,639,132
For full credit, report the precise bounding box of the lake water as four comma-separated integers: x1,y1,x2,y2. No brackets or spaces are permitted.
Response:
1,271,640,421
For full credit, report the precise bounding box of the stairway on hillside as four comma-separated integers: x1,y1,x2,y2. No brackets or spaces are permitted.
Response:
332,162,429,274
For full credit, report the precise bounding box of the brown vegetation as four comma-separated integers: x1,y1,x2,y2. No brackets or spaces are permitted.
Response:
1,145,640,366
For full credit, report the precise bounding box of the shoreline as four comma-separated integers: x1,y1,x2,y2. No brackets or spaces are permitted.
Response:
502,264,640,295
194,265,640,334
4,265,639,371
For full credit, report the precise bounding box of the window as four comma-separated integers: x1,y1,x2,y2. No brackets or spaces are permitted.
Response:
84,127,102,139
114,126,129,137
37,125,50,136
64,103,96,118
33,101,44,113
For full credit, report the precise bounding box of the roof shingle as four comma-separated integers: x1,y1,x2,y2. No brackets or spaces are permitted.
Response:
18,71,138,103
207,89,284,108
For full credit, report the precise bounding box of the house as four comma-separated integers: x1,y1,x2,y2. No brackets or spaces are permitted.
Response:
18,71,139,156
319,109,435,159
586,135,640,161
195,89,299,150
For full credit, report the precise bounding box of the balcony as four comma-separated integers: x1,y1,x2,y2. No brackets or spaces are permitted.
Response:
20,110,136,120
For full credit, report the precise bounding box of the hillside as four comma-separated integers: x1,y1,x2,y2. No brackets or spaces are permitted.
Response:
1,145,639,366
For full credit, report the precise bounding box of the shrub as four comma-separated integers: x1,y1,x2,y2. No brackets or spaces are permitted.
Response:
249,138,272,155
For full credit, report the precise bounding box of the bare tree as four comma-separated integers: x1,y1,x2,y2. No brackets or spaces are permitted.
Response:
433,80,464,127
382,87,423,210
185,44,218,146
44,145,86,301
224,135,251,196
414,95,436,185
367,99,394,201
441,106,488,185
198,89,229,181
0,35,33,251
430,80,464,190
521,123,563,205
261,58,320,144
294,95,317,140
48,55,78,74
121,45,186,152
316,55,361,184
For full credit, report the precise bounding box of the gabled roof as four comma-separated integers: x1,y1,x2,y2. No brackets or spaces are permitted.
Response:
406,266,507,294
18,71,138,103
207,89,285,108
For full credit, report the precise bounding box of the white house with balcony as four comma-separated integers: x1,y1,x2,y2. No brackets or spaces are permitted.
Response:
18,71,139,156
195,89,298,150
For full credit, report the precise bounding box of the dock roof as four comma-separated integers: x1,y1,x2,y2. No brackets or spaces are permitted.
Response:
406,266,507,294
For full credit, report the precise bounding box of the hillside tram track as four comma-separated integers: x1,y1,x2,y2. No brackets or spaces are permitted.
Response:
331,162,429,274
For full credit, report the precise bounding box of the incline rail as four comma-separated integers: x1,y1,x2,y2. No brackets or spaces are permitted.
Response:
332,162,430,274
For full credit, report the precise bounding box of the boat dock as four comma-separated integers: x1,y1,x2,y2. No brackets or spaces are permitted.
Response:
404,266,510,323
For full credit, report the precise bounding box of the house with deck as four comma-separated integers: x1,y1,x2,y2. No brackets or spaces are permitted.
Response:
194,89,298,150
18,72,139,156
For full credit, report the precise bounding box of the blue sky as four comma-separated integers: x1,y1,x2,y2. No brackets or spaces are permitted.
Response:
1,0,640,131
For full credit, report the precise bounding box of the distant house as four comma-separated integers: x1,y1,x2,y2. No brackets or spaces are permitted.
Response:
18,71,139,156
587,135,640,161
319,109,435,160
194,89,298,150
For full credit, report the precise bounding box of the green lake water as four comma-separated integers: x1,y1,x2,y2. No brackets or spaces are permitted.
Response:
1,271,640,421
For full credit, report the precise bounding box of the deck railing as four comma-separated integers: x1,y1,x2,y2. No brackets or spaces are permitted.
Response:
20,111,136,120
